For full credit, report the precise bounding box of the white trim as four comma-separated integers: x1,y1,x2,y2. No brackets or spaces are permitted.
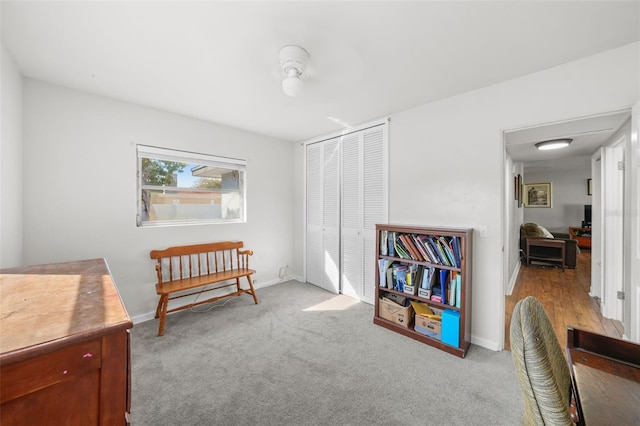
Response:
602,136,625,320
507,261,521,296
302,117,390,147
629,101,640,342
137,144,246,171
470,335,501,352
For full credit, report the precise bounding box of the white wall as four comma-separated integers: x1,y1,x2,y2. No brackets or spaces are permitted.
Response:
523,160,592,233
22,80,297,321
0,44,23,268
382,42,639,350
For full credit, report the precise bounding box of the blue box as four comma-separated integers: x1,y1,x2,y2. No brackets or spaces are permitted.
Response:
442,309,460,347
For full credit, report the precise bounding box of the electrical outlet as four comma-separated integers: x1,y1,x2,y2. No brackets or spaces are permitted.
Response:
278,265,289,278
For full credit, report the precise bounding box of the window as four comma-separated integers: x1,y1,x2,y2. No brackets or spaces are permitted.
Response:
137,145,246,227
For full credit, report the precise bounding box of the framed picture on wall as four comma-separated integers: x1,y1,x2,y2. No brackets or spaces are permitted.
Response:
523,182,552,208
517,174,523,207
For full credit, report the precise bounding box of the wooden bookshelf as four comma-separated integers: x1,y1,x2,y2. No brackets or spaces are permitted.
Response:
374,224,473,358
570,227,592,249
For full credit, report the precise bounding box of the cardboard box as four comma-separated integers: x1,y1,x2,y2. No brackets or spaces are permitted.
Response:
442,309,460,347
379,298,414,328
414,313,441,339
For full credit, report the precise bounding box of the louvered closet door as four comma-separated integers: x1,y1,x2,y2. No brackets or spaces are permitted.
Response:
306,138,340,294
361,126,388,304
322,139,340,294
307,124,387,301
340,133,362,300
340,125,387,304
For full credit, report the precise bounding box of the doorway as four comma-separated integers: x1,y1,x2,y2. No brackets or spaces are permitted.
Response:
502,110,632,349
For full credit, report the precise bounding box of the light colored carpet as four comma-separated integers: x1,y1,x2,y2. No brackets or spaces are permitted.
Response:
131,280,523,425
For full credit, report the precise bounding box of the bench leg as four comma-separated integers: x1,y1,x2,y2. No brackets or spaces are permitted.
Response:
157,295,169,336
154,295,164,319
246,275,259,304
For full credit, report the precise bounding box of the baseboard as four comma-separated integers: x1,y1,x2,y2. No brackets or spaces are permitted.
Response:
506,261,521,296
131,311,155,325
131,275,307,325
470,334,502,351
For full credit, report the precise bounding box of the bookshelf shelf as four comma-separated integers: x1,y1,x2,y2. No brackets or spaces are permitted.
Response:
374,224,473,358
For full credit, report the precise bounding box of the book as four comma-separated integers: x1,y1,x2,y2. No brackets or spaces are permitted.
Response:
378,259,390,287
414,265,424,288
418,266,435,298
395,235,412,259
400,234,422,261
392,264,408,291
387,232,396,257
435,238,452,267
455,272,461,308
411,234,429,261
414,235,431,262
427,237,447,265
438,237,456,267
451,236,461,268
419,235,441,264
380,230,388,256
449,271,457,306
439,269,449,305
394,241,411,259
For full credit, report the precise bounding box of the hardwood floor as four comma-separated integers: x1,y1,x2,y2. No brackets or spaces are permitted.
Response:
504,249,623,351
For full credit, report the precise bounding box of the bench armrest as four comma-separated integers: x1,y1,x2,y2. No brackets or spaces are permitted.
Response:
238,249,253,269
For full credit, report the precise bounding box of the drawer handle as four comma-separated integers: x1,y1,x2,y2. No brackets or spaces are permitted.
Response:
83,353,93,358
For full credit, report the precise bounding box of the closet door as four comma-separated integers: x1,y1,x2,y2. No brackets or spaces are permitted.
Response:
341,125,388,304
306,138,340,294
361,125,387,304
306,123,387,301
340,133,362,300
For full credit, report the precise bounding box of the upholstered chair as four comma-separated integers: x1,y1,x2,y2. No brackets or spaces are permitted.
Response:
510,296,574,426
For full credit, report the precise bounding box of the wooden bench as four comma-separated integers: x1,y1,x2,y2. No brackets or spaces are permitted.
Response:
149,241,259,336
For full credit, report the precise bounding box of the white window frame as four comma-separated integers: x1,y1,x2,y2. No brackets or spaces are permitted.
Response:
137,145,246,227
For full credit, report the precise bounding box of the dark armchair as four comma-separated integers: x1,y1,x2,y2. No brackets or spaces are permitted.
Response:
520,223,578,269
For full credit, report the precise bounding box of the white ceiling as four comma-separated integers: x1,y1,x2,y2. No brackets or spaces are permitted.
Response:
2,1,639,148
505,109,632,170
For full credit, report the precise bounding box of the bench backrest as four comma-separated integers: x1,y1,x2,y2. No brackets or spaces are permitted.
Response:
150,241,250,283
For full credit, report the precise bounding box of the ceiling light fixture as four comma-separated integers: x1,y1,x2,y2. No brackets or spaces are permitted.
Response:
535,138,573,151
279,45,309,97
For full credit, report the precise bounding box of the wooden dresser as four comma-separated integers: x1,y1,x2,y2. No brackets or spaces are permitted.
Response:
0,258,133,425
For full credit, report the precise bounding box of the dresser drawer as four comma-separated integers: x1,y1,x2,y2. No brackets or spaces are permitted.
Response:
0,339,102,403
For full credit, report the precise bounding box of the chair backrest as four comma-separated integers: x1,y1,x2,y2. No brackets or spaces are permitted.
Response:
510,296,574,426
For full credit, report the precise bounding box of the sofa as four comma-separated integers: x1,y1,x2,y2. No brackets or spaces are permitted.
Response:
520,223,578,269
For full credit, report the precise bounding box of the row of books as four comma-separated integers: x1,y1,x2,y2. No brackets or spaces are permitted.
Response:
378,260,461,308
380,231,461,268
